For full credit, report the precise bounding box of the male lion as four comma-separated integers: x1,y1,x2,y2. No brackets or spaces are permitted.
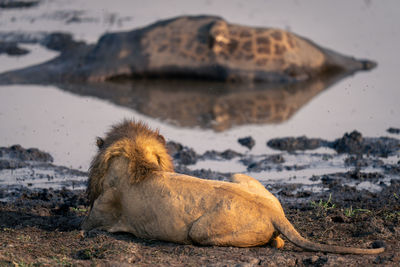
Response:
82,120,384,254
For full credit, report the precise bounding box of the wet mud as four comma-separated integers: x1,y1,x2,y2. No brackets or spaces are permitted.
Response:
238,136,256,150
0,1,39,9
387,127,400,135
1,169,399,266
0,42,30,56
1,187,399,266
0,145,87,193
268,131,400,157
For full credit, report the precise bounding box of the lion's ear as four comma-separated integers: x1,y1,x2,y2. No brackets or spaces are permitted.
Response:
157,134,166,145
96,137,105,149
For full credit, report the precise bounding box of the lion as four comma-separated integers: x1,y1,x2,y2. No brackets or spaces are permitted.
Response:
82,120,384,254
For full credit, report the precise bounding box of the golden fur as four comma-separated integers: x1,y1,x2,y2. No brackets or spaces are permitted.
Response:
87,120,173,206
83,120,384,254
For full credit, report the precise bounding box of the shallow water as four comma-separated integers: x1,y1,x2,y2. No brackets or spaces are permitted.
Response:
0,167,87,190
0,0,399,176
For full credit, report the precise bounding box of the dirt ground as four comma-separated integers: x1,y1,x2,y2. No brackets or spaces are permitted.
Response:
0,178,399,266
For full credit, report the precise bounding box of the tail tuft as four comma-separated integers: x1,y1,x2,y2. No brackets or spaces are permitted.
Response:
360,59,377,70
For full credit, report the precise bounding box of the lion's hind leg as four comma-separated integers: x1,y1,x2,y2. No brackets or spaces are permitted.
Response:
230,174,284,213
229,174,270,198
188,202,274,247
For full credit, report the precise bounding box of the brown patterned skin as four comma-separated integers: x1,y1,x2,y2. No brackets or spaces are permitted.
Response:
82,120,384,254
140,17,326,82
0,16,375,84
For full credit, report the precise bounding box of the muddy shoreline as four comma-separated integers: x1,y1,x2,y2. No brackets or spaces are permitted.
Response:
1,131,399,266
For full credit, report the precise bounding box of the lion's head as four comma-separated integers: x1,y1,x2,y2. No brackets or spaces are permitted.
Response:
87,120,174,206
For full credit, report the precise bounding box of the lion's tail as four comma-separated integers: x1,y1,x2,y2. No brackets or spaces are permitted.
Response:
273,216,384,254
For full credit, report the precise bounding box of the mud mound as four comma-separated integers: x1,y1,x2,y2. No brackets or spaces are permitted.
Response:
267,131,400,157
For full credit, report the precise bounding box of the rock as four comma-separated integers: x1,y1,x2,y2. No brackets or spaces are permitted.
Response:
266,131,399,156
330,131,400,157
234,258,260,267
166,141,183,157
387,127,400,134
220,149,242,160
166,141,198,165
174,165,230,181
0,0,39,9
302,256,328,266
40,32,85,52
177,148,197,165
267,136,325,152
0,41,29,56
330,131,364,154
202,149,243,160
238,136,255,150
371,240,386,249
373,255,388,265
331,214,346,223
344,155,384,168
347,170,384,180
0,159,28,169
168,141,243,165
0,145,53,163
265,131,399,156
246,154,285,172
295,191,312,198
